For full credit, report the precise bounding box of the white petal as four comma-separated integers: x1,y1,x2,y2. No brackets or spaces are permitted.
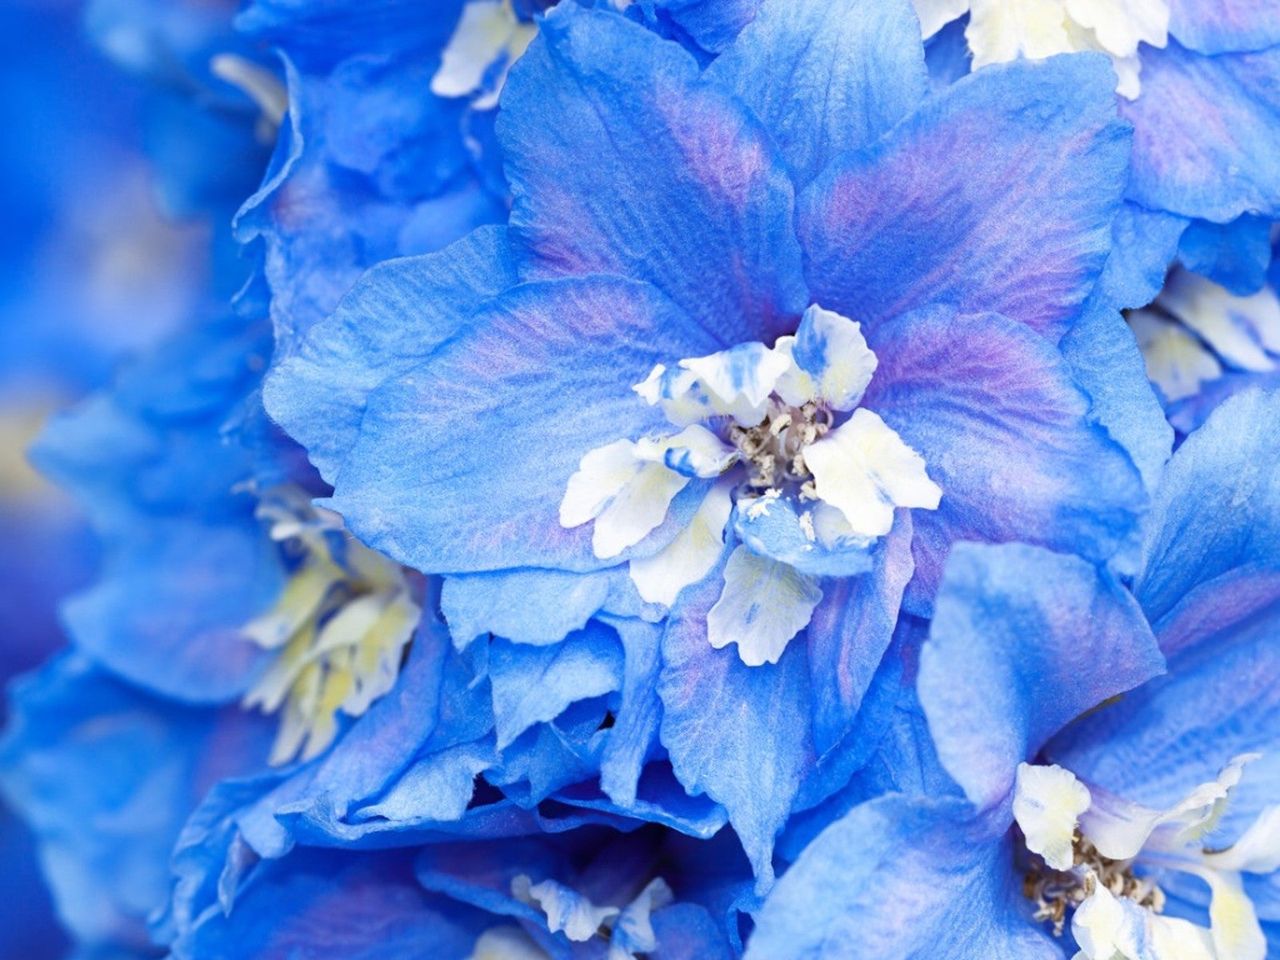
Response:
911,0,971,38
1064,0,1168,59
630,481,733,606
1129,309,1223,402
1081,754,1258,861
788,304,878,412
469,926,552,960
431,1,521,98
1204,805,1280,874
609,878,676,960
635,424,739,479
1012,763,1093,871
1199,867,1267,960
1072,885,1144,960
771,336,818,409
1160,270,1280,373
511,875,620,943
593,462,689,560
560,440,642,529
966,0,1076,69
804,408,941,540
707,545,823,666
681,342,791,426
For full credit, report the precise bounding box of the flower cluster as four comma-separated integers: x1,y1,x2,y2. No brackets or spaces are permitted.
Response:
2,1,1279,958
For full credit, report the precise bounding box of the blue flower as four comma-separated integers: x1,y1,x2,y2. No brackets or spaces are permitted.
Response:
747,388,1280,958
267,0,1157,888
173,826,749,959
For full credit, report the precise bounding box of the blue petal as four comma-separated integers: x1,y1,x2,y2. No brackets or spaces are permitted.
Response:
173,849,487,960
1049,561,1280,845
265,226,518,485
1177,215,1274,295
331,275,716,574
923,17,972,91
917,542,1164,811
1121,40,1280,222
1060,297,1174,501
799,54,1129,341
1167,0,1280,55
805,513,914,758
599,617,664,807
732,494,875,577
0,655,273,948
1095,202,1189,312
862,307,1148,612
704,0,927,186
442,568,616,648
1137,388,1280,623
658,564,814,890
643,0,764,54
746,795,1059,959
497,4,808,345
489,625,624,750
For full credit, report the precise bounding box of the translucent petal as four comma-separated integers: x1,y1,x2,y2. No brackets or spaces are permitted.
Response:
560,439,642,529
629,481,733,606
707,545,823,666
804,407,942,539
1012,763,1093,871
788,304,878,412
592,462,689,560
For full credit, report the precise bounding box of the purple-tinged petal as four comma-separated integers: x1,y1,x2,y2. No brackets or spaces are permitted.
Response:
1167,0,1280,55
863,307,1148,611
1122,40,1280,223
497,4,808,345
799,54,1129,341
704,0,927,186
918,542,1164,812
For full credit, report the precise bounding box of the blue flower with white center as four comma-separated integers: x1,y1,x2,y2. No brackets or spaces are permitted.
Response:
746,388,1280,959
268,0,1154,888
561,304,940,665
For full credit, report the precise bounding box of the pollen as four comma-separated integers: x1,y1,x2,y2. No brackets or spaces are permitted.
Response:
1022,834,1165,938
728,399,834,494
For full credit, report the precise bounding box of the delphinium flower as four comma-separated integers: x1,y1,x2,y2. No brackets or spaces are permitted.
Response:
268,0,1160,892
747,388,1280,958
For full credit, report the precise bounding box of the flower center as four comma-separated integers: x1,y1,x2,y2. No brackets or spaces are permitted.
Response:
728,398,834,494
1022,834,1166,938
241,485,420,765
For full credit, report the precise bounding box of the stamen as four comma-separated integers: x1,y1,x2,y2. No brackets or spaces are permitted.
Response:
728,399,833,493
1022,834,1165,938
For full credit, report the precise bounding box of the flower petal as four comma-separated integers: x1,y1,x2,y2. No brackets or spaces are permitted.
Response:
707,545,824,667
1121,39,1280,223
704,0,927,186
331,276,717,574
918,542,1164,811
746,795,1060,959
862,307,1148,611
799,54,1129,340
498,4,807,345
